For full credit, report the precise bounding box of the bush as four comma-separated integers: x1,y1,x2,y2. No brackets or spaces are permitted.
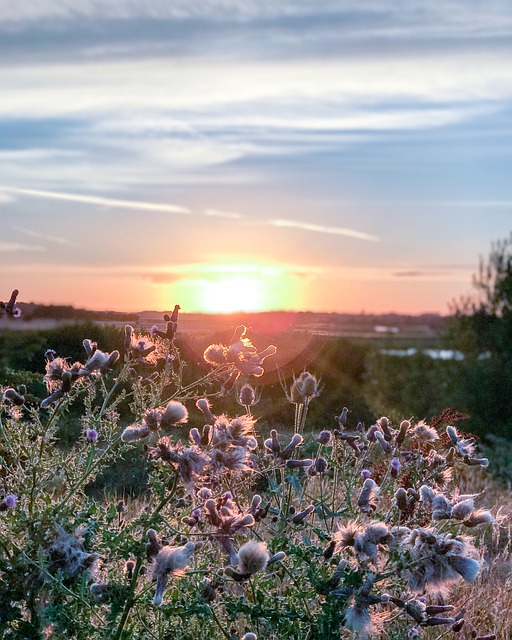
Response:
0,316,509,639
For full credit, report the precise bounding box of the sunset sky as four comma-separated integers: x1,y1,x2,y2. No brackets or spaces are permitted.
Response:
1,1,512,314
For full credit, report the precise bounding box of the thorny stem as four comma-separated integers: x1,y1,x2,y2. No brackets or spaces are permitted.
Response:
0,411,24,475
53,434,123,513
159,366,231,407
112,553,144,640
248,577,261,636
99,360,131,421
208,604,232,640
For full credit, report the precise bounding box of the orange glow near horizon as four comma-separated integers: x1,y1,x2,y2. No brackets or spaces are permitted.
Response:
164,262,307,313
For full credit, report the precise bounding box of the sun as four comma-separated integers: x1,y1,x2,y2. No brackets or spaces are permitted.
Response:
200,275,266,313
163,262,305,313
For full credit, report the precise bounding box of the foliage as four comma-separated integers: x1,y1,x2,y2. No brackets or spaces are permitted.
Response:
0,310,509,640
446,233,512,439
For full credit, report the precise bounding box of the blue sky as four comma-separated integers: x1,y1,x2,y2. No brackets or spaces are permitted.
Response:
1,0,512,313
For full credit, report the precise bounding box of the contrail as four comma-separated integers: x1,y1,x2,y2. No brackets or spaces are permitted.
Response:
0,186,191,214
270,218,380,242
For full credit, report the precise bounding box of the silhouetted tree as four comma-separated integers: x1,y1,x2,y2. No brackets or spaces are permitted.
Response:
447,232,512,438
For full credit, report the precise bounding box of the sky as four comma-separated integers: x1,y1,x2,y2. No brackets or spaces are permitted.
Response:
1,0,512,315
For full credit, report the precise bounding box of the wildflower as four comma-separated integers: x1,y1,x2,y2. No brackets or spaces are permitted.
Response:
366,423,381,442
242,634,257,640
121,423,151,443
2,386,25,406
0,494,18,511
355,524,394,561
337,521,394,563
463,509,494,527
404,528,480,592
203,344,227,365
85,428,98,443
152,541,200,605
390,458,401,478
83,348,120,375
234,345,277,377
204,326,276,379
276,433,304,460
41,370,74,408
211,414,257,450
235,540,270,576
336,521,361,549
446,426,476,457
152,438,208,491
412,420,439,443
44,525,99,579
160,400,188,429
344,600,372,634
263,429,282,456
210,446,253,473
198,487,213,500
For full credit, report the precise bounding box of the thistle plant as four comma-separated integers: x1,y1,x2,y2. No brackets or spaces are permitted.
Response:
0,289,509,640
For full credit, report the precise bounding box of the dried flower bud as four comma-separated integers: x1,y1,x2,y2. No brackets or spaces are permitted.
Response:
160,400,188,429
336,407,349,426
390,458,401,478
358,478,379,513
395,488,408,511
396,420,410,446
315,457,329,474
2,387,25,406
286,458,313,469
125,560,135,579
239,383,256,407
146,529,162,560
291,504,315,524
121,424,150,443
463,509,494,527
236,541,270,576
317,430,332,445
452,619,465,632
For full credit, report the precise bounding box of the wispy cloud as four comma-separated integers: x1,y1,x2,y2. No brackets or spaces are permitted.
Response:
0,186,190,214
204,208,243,219
12,225,77,247
0,241,46,252
0,192,16,204
269,218,380,242
393,270,452,278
